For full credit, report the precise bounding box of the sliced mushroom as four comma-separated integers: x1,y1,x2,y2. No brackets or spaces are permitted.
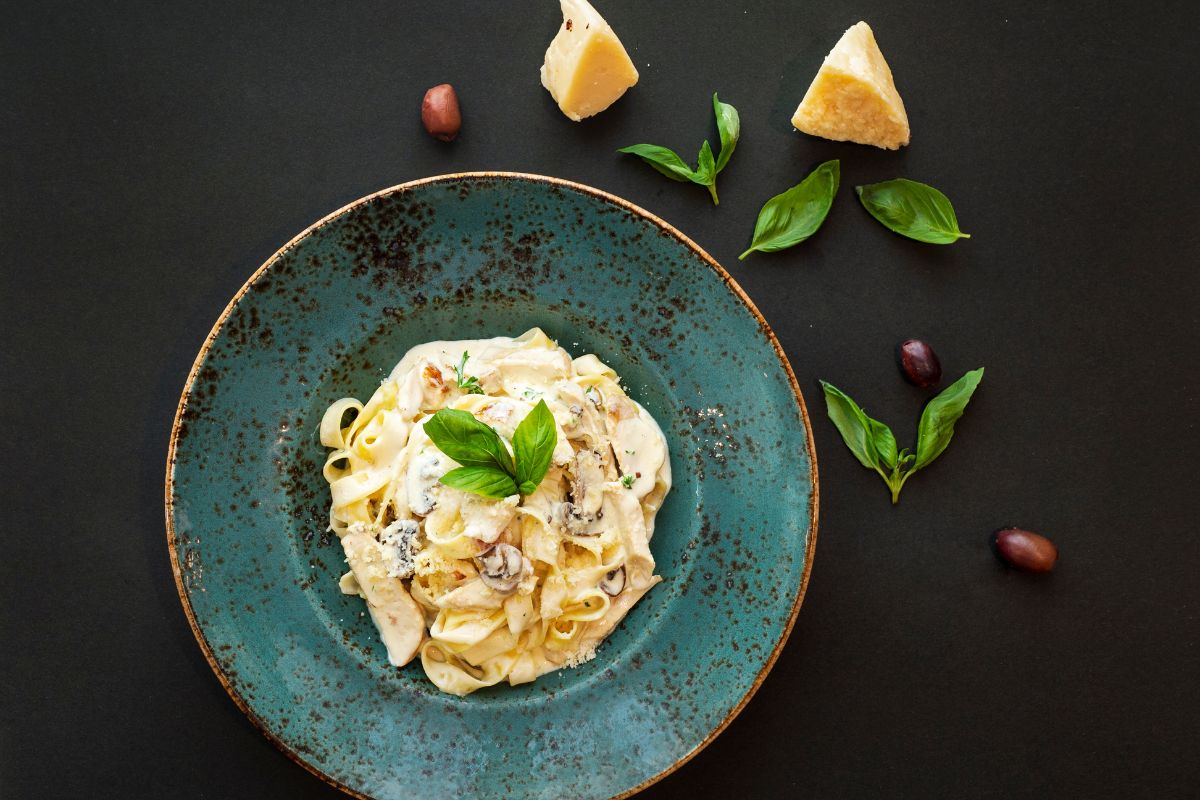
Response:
570,450,605,515
599,565,626,596
554,503,595,536
475,542,524,594
557,449,607,536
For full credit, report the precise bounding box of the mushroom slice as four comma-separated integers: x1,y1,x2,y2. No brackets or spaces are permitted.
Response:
475,542,525,594
599,565,626,596
569,449,606,514
556,505,598,536
554,448,608,536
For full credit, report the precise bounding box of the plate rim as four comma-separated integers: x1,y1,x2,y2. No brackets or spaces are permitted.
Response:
163,171,820,800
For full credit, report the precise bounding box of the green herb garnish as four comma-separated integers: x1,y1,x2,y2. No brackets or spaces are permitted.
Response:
618,93,739,205
423,400,557,500
740,160,840,259
856,178,971,244
620,474,635,488
511,400,556,496
820,369,984,503
452,351,484,394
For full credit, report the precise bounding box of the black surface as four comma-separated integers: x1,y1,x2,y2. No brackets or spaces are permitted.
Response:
3,1,1198,797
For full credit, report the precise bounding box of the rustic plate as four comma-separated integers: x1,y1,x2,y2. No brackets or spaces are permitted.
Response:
166,172,818,799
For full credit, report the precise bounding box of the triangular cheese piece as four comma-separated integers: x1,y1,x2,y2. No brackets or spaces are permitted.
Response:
540,0,639,121
792,22,910,150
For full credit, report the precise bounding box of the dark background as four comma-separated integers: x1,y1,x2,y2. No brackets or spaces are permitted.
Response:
3,0,1198,797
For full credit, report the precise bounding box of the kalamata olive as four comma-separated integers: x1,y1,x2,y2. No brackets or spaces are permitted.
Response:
898,339,942,387
992,528,1058,573
421,84,461,142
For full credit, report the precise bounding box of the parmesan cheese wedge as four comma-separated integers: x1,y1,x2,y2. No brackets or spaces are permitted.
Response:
540,0,639,121
791,21,910,150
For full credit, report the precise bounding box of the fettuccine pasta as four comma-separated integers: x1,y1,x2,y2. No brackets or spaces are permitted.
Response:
318,329,670,696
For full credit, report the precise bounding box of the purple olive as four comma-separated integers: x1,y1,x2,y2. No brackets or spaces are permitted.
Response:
898,339,942,388
992,528,1058,573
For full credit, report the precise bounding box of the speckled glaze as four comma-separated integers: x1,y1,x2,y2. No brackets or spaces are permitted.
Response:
166,173,818,800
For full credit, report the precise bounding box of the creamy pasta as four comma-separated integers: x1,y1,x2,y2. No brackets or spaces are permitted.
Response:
318,329,671,695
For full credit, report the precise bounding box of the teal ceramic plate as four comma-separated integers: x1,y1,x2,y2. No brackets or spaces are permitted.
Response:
166,173,818,799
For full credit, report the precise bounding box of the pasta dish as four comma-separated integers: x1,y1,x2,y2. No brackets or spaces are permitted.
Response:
318,329,670,695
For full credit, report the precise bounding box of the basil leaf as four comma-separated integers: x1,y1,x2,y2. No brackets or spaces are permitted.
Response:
692,140,719,204
914,368,984,469
867,417,898,471
616,144,695,182
820,380,884,470
693,140,716,181
439,466,518,500
739,160,840,259
713,92,739,172
512,399,557,492
856,179,971,244
422,409,515,474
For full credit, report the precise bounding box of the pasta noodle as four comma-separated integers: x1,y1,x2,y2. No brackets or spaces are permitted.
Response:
318,329,670,695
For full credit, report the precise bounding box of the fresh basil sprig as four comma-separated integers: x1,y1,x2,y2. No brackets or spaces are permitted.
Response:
423,400,557,500
452,351,484,394
820,368,984,503
856,179,971,244
618,93,739,205
739,160,840,259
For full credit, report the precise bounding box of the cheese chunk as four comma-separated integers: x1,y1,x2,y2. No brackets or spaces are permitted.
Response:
791,21,910,150
540,0,639,121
